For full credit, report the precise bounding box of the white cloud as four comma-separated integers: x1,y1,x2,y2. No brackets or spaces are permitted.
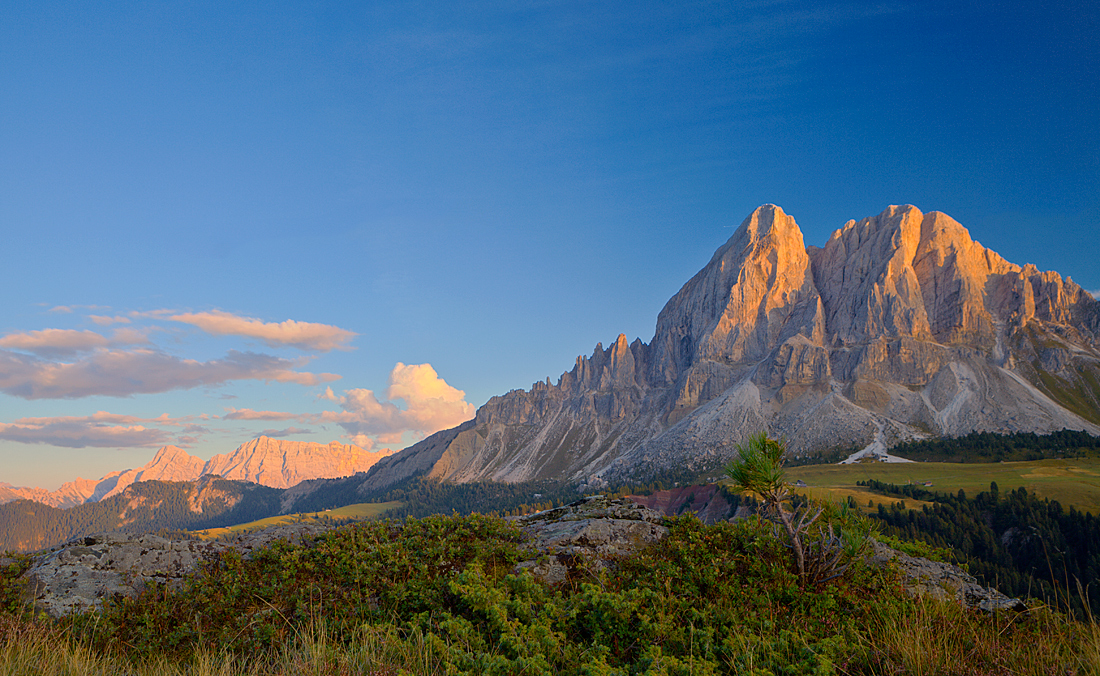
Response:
167,310,357,352
1089,289,1100,300
320,362,474,447
0,327,150,358
0,348,338,399
347,434,375,450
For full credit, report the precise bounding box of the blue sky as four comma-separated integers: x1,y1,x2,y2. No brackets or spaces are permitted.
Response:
1,0,1097,489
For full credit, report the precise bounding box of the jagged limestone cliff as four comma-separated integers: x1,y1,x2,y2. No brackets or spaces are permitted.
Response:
355,205,1100,493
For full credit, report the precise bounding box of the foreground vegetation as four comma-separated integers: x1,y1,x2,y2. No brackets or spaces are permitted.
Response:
3,512,1099,675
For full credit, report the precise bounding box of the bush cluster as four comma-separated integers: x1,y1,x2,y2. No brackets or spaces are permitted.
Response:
21,513,1063,675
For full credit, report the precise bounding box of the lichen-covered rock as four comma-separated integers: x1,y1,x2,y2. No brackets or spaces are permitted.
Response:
23,533,223,618
868,540,1026,612
511,496,669,584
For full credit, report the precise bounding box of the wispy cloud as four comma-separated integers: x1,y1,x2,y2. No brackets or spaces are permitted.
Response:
260,427,313,438
0,328,149,358
0,348,338,399
88,315,132,326
1089,289,1100,300
320,363,474,449
167,310,357,352
0,412,176,448
0,329,109,357
223,408,303,421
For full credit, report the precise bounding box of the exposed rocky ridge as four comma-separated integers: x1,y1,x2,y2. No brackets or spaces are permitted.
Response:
347,204,1100,492
867,540,1025,612
3,437,395,508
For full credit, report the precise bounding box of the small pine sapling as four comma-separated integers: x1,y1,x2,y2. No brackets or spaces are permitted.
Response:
724,432,875,583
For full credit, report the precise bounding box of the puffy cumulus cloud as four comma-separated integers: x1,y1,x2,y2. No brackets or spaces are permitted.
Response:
0,329,109,357
0,413,176,448
168,310,357,352
1090,289,1100,300
223,408,302,421
0,348,338,399
347,433,375,450
320,363,474,447
260,427,313,438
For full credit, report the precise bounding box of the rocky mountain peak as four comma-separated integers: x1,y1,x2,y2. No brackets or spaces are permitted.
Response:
350,204,1100,492
649,204,823,388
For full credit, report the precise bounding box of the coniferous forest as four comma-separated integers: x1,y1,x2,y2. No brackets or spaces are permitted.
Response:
860,479,1100,614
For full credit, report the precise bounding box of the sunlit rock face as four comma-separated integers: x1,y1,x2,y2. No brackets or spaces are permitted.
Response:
202,437,394,490
355,205,1100,491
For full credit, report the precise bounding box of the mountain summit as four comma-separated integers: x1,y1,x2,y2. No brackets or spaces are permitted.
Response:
355,205,1100,490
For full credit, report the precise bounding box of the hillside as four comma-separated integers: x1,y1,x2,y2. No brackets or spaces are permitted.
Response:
0,476,282,552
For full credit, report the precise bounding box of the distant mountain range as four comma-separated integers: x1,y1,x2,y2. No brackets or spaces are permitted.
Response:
332,204,1100,497
0,437,396,509
0,475,285,552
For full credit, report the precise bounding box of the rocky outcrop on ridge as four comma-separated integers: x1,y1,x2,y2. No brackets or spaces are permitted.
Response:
348,204,1100,492
511,496,670,585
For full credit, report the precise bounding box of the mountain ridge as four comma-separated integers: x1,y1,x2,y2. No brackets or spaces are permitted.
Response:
1,437,396,508
340,204,1100,497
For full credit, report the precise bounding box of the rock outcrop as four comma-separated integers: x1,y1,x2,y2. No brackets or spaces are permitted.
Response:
867,540,1026,612
22,524,329,618
347,205,1100,492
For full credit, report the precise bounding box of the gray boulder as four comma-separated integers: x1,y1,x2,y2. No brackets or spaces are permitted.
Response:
511,495,669,584
868,539,1026,612
22,524,328,618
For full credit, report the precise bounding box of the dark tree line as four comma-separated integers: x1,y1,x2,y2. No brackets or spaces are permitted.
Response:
889,429,1100,463
860,479,1100,615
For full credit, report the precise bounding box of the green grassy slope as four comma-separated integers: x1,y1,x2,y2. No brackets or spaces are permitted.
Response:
191,501,402,539
785,459,1100,513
